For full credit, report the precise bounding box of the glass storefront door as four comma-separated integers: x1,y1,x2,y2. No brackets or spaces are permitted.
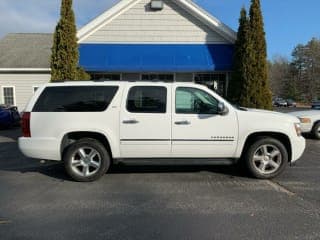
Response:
194,73,227,97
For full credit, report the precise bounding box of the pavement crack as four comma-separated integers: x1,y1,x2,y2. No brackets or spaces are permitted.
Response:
263,180,320,218
264,180,296,196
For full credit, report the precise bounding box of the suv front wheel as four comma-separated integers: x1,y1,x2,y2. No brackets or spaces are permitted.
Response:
63,138,111,182
244,137,288,179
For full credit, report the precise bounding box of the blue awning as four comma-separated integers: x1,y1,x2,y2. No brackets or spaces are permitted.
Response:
79,44,234,72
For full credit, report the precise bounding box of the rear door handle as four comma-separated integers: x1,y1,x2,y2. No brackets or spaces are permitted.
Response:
175,120,191,125
122,119,139,124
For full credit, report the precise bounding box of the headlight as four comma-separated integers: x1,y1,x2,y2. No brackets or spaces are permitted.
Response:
299,117,311,123
294,123,302,136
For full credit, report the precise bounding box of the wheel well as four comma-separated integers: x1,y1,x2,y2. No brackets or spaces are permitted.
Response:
242,132,292,162
61,131,112,159
313,120,320,129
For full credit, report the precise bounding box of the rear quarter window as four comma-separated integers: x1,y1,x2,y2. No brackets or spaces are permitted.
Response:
32,86,119,112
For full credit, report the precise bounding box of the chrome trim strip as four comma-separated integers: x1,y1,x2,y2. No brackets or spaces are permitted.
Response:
120,139,235,142
120,139,171,141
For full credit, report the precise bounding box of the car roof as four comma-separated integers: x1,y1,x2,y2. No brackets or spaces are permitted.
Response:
43,81,205,88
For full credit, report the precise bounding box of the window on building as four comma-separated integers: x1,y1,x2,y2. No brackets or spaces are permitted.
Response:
90,73,121,81
141,74,174,82
127,86,167,113
176,87,218,115
33,86,119,112
2,87,15,106
194,73,227,96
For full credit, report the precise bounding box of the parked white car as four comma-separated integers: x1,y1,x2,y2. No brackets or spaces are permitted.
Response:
289,110,320,139
18,81,305,182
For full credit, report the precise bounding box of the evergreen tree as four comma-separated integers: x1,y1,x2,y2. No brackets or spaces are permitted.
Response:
248,0,272,109
76,67,91,80
238,24,256,108
233,0,272,109
51,0,90,81
230,7,257,108
229,7,250,104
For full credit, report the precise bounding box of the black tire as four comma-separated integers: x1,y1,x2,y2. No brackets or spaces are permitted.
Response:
63,138,111,182
244,137,288,179
312,122,320,140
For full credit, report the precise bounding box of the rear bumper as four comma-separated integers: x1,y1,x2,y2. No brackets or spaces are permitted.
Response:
291,136,306,163
18,137,61,161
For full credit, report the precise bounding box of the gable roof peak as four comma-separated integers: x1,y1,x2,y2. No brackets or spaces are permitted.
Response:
77,0,236,43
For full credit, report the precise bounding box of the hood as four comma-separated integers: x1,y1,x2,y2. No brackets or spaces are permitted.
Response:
246,108,279,114
242,108,300,123
289,110,320,117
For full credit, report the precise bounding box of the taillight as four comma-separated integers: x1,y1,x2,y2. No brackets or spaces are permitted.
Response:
21,112,31,137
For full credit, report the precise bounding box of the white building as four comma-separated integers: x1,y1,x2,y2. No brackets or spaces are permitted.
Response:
0,0,236,111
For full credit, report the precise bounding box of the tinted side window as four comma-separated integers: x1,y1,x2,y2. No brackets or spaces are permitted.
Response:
127,86,167,113
176,87,218,114
33,86,118,112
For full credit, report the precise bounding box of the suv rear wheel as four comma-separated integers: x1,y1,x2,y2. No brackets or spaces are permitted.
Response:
244,137,288,179
63,138,110,182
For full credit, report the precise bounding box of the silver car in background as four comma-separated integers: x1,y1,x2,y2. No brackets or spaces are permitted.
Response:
290,110,320,139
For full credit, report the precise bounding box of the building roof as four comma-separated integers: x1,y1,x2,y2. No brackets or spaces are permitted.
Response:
0,0,236,72
0,33,52,70
78,0,237,43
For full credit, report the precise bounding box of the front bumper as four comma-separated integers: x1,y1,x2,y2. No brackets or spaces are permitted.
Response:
291,136,306,163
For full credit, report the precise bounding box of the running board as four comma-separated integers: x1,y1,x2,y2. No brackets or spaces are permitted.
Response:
114,158,238,166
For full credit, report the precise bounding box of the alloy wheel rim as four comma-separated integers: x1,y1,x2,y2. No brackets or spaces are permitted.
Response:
252,144,282,175
70,147,101,177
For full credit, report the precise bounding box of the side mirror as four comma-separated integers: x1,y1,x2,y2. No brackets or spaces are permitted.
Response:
217,102,229,115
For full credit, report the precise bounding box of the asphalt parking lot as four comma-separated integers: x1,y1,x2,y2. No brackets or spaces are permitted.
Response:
0,111,319,239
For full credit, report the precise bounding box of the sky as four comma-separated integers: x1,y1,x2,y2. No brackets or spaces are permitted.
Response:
0,0,319,60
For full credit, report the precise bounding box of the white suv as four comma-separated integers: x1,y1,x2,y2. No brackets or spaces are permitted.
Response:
19,81,305,182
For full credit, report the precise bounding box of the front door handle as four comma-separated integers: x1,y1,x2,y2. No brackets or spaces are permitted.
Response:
175,120,191,125
122,119,139,124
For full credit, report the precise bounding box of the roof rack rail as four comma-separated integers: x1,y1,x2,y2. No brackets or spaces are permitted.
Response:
127,80,173,83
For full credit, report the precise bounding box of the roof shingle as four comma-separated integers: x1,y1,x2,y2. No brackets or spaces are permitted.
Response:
0,33,53,69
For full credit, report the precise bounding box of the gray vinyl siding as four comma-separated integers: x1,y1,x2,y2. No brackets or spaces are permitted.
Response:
0,73,50,111
83,0,228,43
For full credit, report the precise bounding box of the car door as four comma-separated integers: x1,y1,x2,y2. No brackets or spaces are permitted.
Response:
171,85,238,158
120,84,171,158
